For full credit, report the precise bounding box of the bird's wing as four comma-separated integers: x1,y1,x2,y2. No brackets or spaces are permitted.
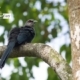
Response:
17,27,32,44
8,27,20,42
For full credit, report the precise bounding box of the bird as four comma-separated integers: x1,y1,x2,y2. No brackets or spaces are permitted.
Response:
0,19,37,68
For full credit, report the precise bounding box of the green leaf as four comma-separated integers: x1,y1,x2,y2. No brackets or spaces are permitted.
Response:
47,67,60,80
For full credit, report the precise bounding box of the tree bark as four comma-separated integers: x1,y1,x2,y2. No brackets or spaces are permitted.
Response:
0,43,72,80
67,0,80,80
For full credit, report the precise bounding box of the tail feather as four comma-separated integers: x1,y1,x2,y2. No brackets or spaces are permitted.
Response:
0,41,16,68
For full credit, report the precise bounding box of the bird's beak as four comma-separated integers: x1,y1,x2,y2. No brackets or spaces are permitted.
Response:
34,20,37,23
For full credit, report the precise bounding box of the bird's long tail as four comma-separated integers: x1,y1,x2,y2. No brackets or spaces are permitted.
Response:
0,41,16,68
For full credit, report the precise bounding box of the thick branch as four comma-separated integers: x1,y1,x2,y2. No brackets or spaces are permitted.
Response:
67,0,80,80
0,43,72,80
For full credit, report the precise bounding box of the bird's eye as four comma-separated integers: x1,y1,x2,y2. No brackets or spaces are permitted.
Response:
28,20,33,22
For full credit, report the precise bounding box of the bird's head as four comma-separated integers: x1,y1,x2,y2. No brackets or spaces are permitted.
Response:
24,19,37,27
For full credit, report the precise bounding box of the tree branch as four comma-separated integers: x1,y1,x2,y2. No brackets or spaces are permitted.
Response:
0,43,72,80
67,0,80,80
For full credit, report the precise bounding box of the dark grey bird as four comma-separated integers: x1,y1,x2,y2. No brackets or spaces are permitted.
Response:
0,19,37,68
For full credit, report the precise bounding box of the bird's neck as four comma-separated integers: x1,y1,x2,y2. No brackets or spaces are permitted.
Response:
25,23,33,27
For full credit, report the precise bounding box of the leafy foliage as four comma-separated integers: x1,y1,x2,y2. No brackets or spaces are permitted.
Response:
0,0,70,80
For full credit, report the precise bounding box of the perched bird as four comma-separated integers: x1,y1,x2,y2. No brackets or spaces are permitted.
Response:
0,19,37,68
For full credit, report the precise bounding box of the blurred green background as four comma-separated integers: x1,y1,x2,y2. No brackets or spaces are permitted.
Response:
0,0,71,80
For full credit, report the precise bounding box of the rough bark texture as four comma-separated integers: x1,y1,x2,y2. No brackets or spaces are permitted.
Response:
67,0,80,80
0,43,72,80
